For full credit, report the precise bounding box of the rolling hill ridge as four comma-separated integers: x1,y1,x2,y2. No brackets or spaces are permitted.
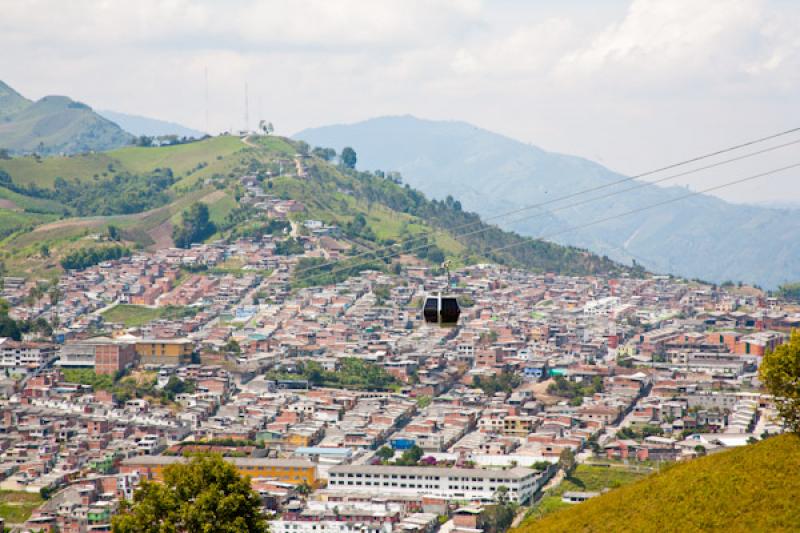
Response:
0,80,133,155
0,133,635,282
295,115,800,288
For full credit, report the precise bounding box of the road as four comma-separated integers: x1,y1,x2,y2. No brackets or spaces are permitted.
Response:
597,383,654,448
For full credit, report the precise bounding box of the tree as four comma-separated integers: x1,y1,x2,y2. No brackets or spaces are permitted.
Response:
112,454,267,533
173,202,216,249
376,446,395,461
312,147,336,161
39,243,50,258
340,146,357,169
759,330,800,433
224,339,241,354
296,481,312,496
48,287,62,306
107,225,121,241
559,448,576,475
258,120,274,135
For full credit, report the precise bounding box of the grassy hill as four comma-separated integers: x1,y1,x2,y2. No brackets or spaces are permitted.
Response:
0,80,132,155
516,434,800,533
0,131,635,281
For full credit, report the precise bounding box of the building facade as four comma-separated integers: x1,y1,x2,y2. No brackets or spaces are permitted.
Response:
327,465,540,504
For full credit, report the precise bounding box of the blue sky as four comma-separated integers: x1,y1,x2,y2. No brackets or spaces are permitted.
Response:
1,0,799,204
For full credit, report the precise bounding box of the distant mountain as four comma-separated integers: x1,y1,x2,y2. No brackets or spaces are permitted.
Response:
296,115,800,288
0,80,132,155
0,81,29,119
99,110,205,139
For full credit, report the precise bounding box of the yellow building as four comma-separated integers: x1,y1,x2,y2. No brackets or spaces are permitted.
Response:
135,339,194,366
502,416,536,437
121,456,318,486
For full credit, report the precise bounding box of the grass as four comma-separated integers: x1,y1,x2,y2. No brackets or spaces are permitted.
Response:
514,434,800,533
523,465,651,523
62,368,115,389
100,304,194,327
0,490,43,523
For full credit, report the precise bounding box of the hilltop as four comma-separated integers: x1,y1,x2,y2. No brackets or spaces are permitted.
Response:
0,80,132,155
296,115,800,288
0,133,634,281
515,434,800,533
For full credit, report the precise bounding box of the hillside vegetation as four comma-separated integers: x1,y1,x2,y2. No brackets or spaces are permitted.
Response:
297,115,800,288
0,128,635,281
515,434,800,533
0,81,132,155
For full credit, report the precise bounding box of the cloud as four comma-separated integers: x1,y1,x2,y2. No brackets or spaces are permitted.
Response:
0,0,798,202
555,0,798,90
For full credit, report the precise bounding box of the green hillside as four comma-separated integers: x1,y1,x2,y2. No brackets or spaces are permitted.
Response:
0,80,133,155
0,81,29,119
0,131,635,281
516,434,800,533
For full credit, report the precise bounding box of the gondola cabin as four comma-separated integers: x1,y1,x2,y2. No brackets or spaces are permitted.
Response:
423,294,460,327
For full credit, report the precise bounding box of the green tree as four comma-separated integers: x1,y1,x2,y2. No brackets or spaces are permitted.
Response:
312,147,336,161
112,454,267,533
340,147,357,169
559,448,576,475
759,330,800,433
173,202,216,249
39,243,50,258
376,446,395,461
107,225,121,241
224,339,241,354
401,445,423,465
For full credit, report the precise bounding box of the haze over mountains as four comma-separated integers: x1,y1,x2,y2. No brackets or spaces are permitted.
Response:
98,110,205,139
0,81,132,155
296,116,800,289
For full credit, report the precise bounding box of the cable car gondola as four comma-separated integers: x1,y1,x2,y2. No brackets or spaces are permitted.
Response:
423,293,461,327
422,261,461,327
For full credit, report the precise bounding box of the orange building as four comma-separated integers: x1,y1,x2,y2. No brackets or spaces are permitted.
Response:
120,456,317,486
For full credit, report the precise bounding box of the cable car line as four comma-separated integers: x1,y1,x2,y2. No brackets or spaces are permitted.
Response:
294,133,800,278
295,161,800,285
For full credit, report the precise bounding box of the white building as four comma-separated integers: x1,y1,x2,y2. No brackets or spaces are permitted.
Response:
327,465,541,504
0,338,56,370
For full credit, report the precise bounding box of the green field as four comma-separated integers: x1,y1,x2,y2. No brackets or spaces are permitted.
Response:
0,490,43,524
101,304,195,327
515,435,800,533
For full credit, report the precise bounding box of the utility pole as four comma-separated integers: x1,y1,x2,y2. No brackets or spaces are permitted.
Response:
204,67,209,134
244,82,249,133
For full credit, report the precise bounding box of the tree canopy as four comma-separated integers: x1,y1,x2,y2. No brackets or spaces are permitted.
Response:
340,146,357,169
112,454,268,533
760,330,800,433
173,202,216,249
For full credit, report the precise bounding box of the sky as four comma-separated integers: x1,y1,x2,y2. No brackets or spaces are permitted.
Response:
1,0,799,204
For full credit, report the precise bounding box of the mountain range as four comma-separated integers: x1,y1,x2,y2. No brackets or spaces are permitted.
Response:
296,116,800,288
0,81,132,155
98,110,205,139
